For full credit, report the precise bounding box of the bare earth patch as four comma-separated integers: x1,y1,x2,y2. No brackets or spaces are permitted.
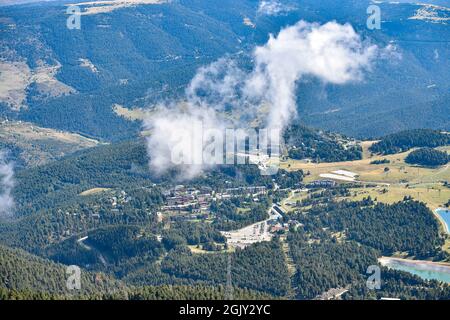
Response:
31,61,76,98
0,120,101,166
319,173,355,182
409,4,450,24
69,0,166,15
79,58,99,73
112,104,151,121
0,60,75,110
0,60,30,110
79,187,111,196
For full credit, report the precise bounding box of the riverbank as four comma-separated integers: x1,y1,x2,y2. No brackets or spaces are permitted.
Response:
379,257,450,283
434,208,450,234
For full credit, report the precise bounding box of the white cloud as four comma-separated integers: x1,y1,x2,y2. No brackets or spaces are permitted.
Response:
0,151,14,217
246,20,377,131
143,103,226,180
186,58,245,112
144,20,377,179
257,0,294,16
379,43,403,61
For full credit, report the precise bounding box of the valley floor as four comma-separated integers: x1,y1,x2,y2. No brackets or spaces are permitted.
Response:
281,143,450,255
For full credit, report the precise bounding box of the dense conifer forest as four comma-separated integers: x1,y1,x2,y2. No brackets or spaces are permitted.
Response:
405,148,449,167
369,129,450,155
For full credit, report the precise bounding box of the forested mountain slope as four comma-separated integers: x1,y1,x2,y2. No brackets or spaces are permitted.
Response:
0,0,449,139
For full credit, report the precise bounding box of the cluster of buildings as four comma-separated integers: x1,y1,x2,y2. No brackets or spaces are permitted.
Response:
161,186,213,213
306,179,337,188
267,205,301,234
109,190,132,210
161,185,268,213
267,219,301,234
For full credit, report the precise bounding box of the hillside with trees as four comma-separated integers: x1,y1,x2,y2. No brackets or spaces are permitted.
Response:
0,244,122,296
405,148,449,167
369,129,450,155
11,140,302,216
284,124,362,162
286,197,450,299
300,199,444,257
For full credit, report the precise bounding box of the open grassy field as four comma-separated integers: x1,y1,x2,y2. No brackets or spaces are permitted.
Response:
280,189,311,212
0,120,101,166
444,239,450,253
341,186,449,210
282,145,450,186
188,244,232,254
236,207,251,214
79,187,111,196
112,104,150,121
282,143,450,210
282,142,450,252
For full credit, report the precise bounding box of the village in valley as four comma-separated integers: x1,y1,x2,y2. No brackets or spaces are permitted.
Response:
158,184,298,249
71,140,449,256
